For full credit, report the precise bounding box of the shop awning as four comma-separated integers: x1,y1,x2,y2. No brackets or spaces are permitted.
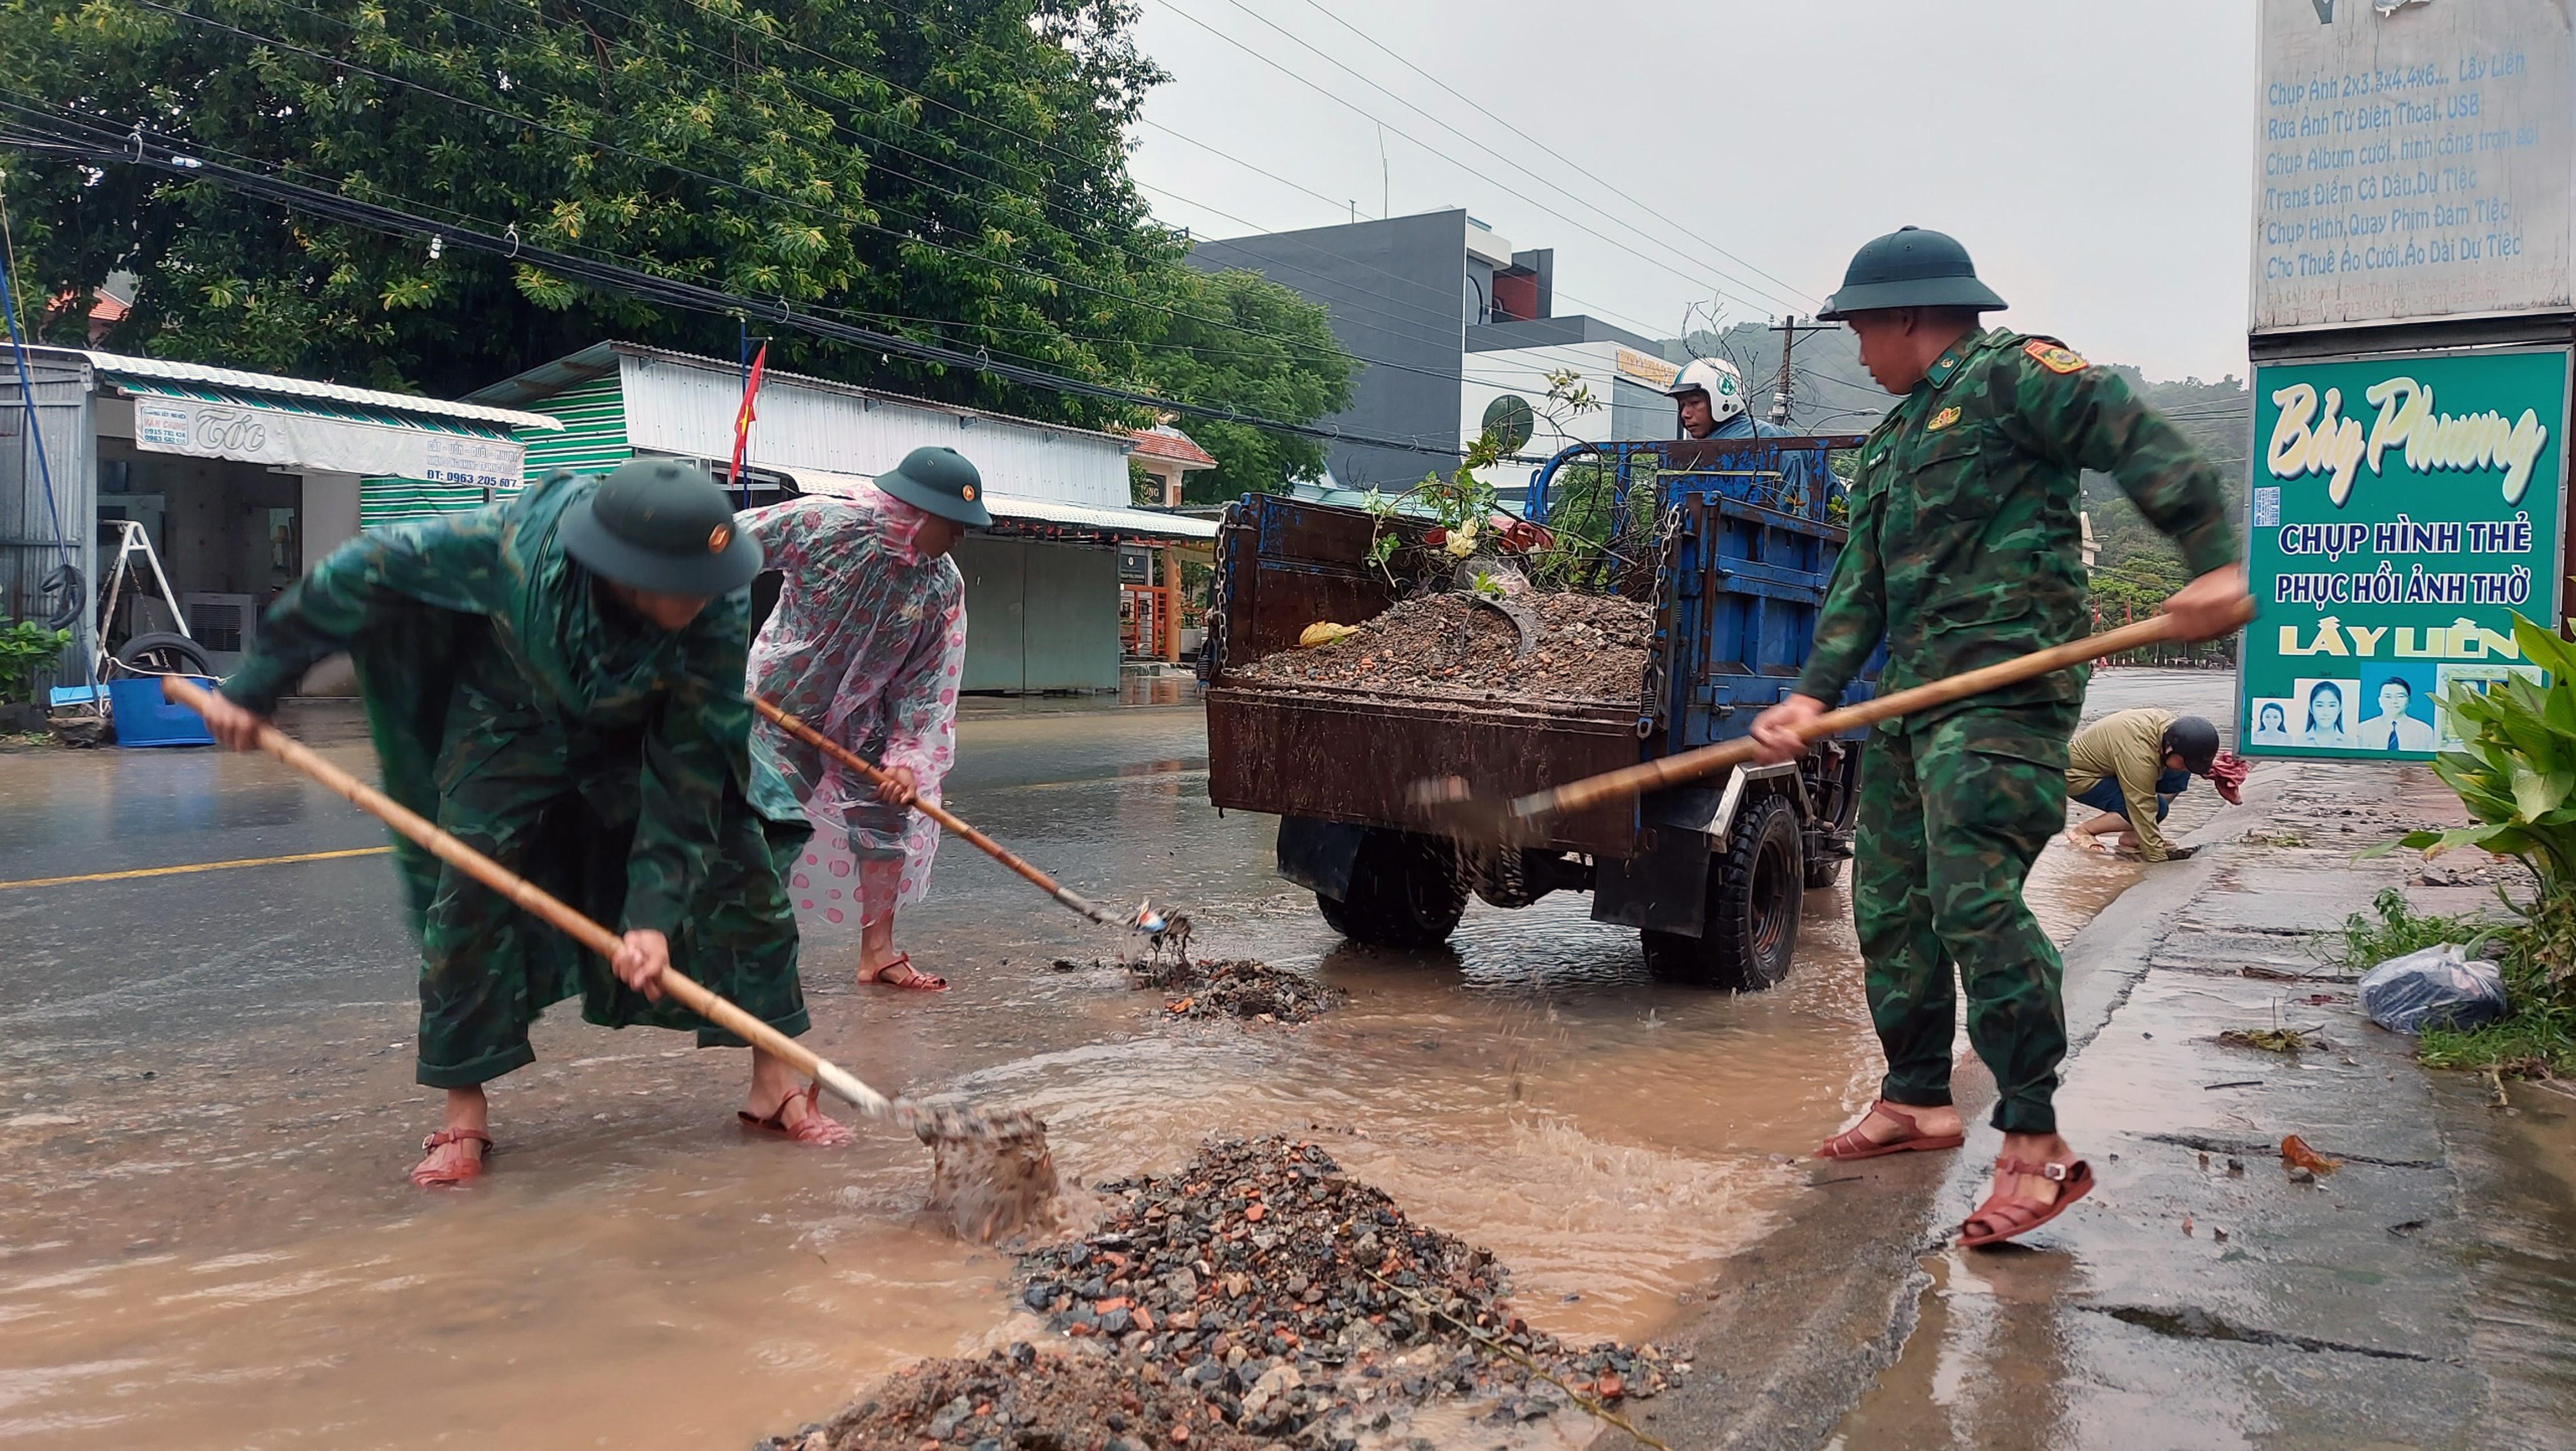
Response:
90,351,559,489
777,468,1216,543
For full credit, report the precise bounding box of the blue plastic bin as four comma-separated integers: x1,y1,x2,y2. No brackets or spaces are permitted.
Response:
109,675,217,747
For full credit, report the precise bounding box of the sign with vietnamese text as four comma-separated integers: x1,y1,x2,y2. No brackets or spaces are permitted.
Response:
2253,0,2573,331
132,396,524,491
2243,346,2567,758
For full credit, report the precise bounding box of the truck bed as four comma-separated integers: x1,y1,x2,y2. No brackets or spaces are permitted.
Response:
1200,495,1649,857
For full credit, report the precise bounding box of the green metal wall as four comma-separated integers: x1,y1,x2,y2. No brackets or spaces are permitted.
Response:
515,374,631,486
951,537,1119,693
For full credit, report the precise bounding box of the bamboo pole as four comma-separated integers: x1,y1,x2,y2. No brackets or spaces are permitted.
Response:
162,676,1038,1140
1414,599,2255,843
749,694,1131,929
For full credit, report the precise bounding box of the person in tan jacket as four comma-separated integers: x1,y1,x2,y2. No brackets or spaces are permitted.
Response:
2064,710,2223,862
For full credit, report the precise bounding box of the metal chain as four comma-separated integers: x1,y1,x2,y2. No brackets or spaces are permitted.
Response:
1636,503,1683,738
1196,502,1243,684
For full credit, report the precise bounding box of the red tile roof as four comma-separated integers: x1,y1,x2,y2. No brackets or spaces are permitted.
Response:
1127,424,1218,469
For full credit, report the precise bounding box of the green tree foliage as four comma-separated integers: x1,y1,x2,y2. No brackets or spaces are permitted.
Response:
1129,267,1353,502
0,0,1350,476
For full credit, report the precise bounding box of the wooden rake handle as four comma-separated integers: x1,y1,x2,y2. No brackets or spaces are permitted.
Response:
1514,600,2254,825
750,694,1119,927
161,676,898,1121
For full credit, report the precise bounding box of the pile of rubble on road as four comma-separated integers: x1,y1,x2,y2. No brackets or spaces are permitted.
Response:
770,1343,1268,1451
1012,1136,1682,1445
1230,592,1650,705
1137,958,1343,1025
1052,956,1345,1026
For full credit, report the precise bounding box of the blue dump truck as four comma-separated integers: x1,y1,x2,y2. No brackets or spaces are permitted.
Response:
1200,433,1878,991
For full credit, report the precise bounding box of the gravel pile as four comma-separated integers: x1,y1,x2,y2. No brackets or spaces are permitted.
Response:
772,1343,1267,1451
1232,592,1649,705
1012,1137,1682,1444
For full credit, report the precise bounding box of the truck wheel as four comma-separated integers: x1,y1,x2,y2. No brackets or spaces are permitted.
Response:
1315,829,1467,950
1802,855,1846,891
1642,793,1803,990
113,632,212,678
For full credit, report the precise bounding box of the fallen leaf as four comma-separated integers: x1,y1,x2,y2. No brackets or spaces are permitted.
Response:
2281,1134,2341,1174
1297,622,1360,648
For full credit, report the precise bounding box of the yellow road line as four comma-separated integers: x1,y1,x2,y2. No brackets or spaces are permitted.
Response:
0,846,392,891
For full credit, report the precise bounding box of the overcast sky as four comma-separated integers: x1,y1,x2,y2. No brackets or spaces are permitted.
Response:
1124,0,2258,385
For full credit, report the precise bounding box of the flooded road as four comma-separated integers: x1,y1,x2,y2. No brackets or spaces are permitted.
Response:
0,670,2225,1448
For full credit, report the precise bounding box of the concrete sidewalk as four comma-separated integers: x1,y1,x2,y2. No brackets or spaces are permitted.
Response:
1825,760,2576,1450
1633,746,2576,1451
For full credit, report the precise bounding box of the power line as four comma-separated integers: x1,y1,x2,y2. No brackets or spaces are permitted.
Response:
1144,0,1795,316
100,3,1566,400
245,0,1625,393
0,101,1527,461
1279,0,1816,309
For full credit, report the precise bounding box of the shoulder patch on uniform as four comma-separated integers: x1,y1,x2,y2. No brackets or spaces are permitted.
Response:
1926,405,1961,432
2024,339,2087,374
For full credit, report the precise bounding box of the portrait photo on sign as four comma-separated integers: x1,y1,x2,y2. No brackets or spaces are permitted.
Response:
2434,663,2549,750
2250,697,2298,748
2353,666,2437,752
2291,677,2360,749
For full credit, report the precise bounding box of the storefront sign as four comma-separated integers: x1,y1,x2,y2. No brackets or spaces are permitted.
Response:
1614,347,1679,389
2243,346,2568,758
132,396,524,488
2253,0,2573,331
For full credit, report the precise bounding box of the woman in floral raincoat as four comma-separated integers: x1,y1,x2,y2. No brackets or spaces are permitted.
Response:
745,446,990,991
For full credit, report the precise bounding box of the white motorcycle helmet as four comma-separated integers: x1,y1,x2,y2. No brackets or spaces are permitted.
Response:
1666,358,1748,431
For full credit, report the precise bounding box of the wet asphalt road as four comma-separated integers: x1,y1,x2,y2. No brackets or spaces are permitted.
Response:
0,668,2334,1450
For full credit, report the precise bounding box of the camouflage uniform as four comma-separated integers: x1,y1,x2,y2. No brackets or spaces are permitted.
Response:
1795,329,2237,1134
223,473,812,1089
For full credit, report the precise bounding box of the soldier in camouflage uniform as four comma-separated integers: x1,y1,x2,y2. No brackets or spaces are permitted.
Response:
1750,227,2247,1246
206,460,851,1188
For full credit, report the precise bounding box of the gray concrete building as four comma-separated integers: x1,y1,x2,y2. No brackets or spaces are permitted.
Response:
1188,208,1676,493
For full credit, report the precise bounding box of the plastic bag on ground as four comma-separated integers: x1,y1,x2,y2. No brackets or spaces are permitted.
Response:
2356,943,2508,1034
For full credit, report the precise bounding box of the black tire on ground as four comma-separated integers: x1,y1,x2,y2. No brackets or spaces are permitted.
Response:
1642,792,1804,991
113,632,212,678
1314,828,1468,950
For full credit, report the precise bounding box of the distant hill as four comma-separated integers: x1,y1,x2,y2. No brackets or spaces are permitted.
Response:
1657,321,2250,579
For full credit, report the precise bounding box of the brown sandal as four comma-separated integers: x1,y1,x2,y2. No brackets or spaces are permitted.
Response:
1958,1156,2095,1247
412,1128,493,1188
859,952,948,992
1815,1101,1966,1161
738,1083,854,1147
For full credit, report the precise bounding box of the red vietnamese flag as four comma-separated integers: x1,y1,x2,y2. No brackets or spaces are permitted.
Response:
728,342,769,488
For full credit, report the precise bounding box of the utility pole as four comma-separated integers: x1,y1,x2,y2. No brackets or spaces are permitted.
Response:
1768,315,1834,425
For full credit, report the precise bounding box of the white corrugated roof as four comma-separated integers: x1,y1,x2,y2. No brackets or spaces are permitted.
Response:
84,350,563,432
780,469,1216,541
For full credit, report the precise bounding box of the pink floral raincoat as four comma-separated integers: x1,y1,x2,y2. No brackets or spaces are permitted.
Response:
744,488,967,918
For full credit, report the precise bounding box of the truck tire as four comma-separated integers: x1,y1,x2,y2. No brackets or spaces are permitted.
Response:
113,632,212,678
1642,793,1803,990
1803,854,1847,891
1315,828,1468,950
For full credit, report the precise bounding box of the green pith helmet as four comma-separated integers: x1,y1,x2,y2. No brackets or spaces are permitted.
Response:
558,457,763,596
1816,226,2009,320
874,445,993,528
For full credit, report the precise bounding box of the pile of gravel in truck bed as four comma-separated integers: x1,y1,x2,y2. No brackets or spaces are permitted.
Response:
1231,592,1650,706
1012,1136,1681,1443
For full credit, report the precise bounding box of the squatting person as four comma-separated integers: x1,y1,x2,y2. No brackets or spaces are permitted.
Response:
1749,226,2249,1247
200,459,851,1188
745,446,985,993
2064,710,2234,861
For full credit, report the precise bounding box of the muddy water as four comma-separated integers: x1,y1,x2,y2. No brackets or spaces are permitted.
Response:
0,678,2187,1449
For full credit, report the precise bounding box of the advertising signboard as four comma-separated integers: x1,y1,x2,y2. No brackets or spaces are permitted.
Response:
2254,0,2573,331
2243,346,2567,759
